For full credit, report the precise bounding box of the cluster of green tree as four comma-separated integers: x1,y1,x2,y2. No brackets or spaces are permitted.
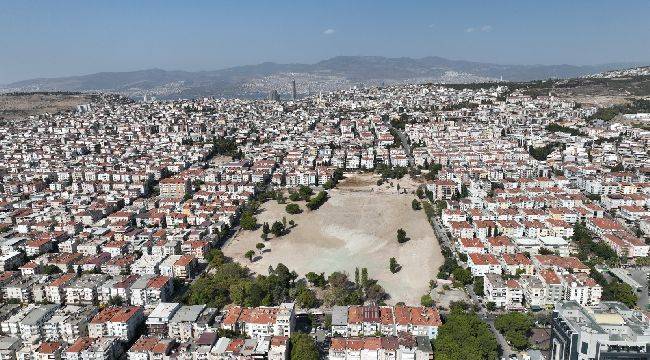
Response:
389,257,401,273
635,256,650,266
205,249,228,267
420,294,435,307
423,163,443,181
212,137,239,157
244,242,267,262
306,191,328,210
422,200,446,219
538,247,556,255
305,272,327,287
261,219,289,239
495,312,534,350
433,307,498,360
323,169,344,190
528,142,564,161
289,333,319,360
545,123,586,136
107,295,125,306
451,267,473,285
603,281,639,309
608,163,627,172
375,164,408,180
416,187,425,199
589,268,638,308
193,253,318,309
473,276,484,296
588,99,650,121
186,251,296,308
285,203,302,214
411,199,421,210
239,211,258,230
572,223,619,265
592,136,622,146
388,128,403,148
322,269,388,306
42,264,62,275
586,193,601,202
390,113,409,130
289,186,314,202
437,246,460,279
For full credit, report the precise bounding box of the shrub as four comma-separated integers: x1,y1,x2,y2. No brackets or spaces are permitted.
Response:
285,203,302,214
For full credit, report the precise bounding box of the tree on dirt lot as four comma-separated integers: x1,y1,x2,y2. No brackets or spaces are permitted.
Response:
389,257,401,273
397,228,409,243
285,203,302,214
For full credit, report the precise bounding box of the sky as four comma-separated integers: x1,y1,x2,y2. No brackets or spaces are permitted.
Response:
1,0,649,84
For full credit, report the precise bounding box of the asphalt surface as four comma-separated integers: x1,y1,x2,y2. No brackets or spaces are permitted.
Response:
627,267,649,309
465,284,515,359
391,126,414,166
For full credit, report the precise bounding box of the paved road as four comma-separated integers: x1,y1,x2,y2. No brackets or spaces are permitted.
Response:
429,217,461,262
391,126,414,167
628,267,649,309
465,284,515,359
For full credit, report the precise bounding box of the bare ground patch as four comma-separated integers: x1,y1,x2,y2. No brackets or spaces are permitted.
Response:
223,174,443,305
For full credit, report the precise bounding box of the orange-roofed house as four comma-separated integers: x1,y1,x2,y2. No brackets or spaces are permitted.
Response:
220,303,295,340
34,342,64,360
532,255,589,274
467,253,502,277
127,336,174,360
65,337,121,360
487,236,516,255
88,306,144,342
457,238,486,254
501,253,534,276
268,336,289,360
393,306,442,339
172,255,198,279
538,269,565,304
448,221,474,239
585,218,625,237
562,273,602,306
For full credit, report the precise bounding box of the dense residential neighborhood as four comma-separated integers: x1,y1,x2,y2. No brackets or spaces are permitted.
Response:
0,78,648,360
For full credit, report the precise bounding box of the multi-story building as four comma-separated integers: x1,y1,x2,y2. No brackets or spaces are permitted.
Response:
550,301,650,360
221,303,295,340
88,306,144,342
483,274,523,310
145,302,181,337
329,333,433,360
330,305,442,340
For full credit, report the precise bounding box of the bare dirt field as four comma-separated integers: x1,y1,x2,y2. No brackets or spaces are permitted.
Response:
223,173,443,305
0,93,98,122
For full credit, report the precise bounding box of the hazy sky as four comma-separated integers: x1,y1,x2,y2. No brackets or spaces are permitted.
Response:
1,0,649,84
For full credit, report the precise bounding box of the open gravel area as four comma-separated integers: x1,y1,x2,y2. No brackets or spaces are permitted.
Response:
223,173,443,304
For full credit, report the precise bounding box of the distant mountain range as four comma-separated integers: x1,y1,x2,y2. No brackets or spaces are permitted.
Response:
1,56,646,99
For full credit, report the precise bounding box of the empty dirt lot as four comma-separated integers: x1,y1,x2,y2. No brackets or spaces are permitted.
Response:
223,173,443,305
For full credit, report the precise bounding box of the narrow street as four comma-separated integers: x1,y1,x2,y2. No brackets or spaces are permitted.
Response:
466,285,515,359
391,126,414,167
